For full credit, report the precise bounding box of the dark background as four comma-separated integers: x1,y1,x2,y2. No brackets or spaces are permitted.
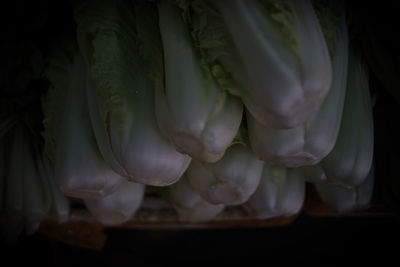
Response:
2,214,399,266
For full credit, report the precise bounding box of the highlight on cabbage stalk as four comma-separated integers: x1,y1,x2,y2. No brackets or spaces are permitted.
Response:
245,164,305,219
155,0,243,163
84,179,145,225
74,0,191,186
186,0,332,129
42,39,123,198
247,2,349,168
314,164,375,212
168,174,224,222
319,48,374,188
186,144,264,205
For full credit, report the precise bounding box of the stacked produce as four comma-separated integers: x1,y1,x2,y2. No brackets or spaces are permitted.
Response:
1,0,381,239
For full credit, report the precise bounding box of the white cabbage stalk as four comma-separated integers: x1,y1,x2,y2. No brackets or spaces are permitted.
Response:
245,164,305,219
40,153,70,222
30,142,70,224
155,0,243,162
314,164,375,212
298,163,326,184
187,144,264,205
248,9,349,167
213,0,332,128
319,50,374,188
0,134,6,211
1,124,69,241
15,125,51,229
43,44,122,198
84,180,145,225
75,0,191,186
3,126,26,226
168,174,224,222
1,124,51,239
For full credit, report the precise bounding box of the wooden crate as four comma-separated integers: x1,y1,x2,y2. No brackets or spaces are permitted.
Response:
38,185,393,251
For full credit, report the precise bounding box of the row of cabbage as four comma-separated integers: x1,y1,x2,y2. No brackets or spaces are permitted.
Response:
0,0,374,240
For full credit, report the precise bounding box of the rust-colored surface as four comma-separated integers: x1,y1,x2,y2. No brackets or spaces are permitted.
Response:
116,215,298,229
38,216,298,250
39,220,107,251
38,204,299,250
